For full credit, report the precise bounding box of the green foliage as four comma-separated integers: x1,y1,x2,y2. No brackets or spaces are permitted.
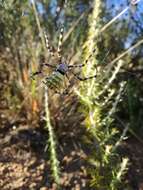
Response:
75,0,143,189
0,0,143,189
44,88,60,186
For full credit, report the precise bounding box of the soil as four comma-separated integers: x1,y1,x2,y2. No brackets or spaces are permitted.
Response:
0,105,91,190
1,108,143,190
0,66,143,190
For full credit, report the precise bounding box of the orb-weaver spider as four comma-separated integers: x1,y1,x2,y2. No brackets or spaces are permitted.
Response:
31,25,97,94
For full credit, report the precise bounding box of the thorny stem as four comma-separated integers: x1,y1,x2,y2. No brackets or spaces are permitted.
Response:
44,87,60,185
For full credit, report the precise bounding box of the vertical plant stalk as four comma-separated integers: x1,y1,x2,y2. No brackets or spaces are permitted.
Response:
78,0,103,128
116,158,129,181
96,60,124,99
31,0,46,50
31,0,60,185
83,0,102,77
110,157,129,190
108,82,126,118
44,87,60,185
76,0,131,189
29,0,45,114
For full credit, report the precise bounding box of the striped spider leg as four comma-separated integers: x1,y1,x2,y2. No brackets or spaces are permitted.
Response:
57,25,64,62
30,31,56,80
41,25,69,93
30,23,99,94
71,48,111,81
67,47,111,82
31,25,65,80
44,31,55,58
67,48,97,81
30,63,56,80
60,49,98,94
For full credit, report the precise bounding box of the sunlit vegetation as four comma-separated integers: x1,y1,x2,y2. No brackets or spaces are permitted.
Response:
0,0,143,189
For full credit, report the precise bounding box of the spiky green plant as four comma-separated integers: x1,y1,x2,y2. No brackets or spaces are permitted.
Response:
44,87,60,186
75,0,143,189
31,0,60,186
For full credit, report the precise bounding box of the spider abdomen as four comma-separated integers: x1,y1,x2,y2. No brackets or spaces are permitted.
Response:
44,71,65,91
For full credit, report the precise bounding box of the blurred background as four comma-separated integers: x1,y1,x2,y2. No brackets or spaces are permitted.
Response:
0,0,143,189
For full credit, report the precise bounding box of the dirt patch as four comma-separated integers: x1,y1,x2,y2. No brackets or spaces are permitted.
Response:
0,120,91,190
122,138,143,190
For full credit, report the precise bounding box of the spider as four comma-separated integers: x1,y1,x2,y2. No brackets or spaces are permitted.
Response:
31,25,97,94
